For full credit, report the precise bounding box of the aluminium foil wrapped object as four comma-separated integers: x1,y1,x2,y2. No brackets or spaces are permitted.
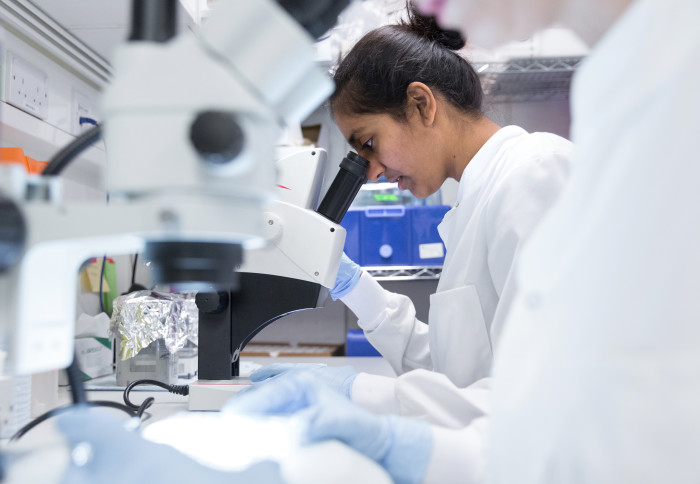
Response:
111,291,198,359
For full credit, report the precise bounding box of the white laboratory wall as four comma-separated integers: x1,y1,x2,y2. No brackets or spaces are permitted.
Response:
0,10,107,198
0,6,138,319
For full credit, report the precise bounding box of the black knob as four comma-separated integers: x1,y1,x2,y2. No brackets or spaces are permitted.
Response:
189,111,245,166
0,196,26,273
195,290,230,314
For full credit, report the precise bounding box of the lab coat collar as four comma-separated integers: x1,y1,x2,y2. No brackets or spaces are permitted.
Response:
440,125,528,249
455,125,528,204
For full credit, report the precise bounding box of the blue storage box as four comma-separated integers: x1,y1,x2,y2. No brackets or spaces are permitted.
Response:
340,209,362,263
346,329,381,357
360,206,411,266
408,205,450,266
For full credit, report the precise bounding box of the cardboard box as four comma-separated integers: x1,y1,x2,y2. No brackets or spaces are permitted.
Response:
241,342,343,357
59,337,113,385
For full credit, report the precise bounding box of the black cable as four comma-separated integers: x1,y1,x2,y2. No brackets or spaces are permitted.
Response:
65,353,87,405
10,378,187,443
42,124,102,176
123,379,189,410
136,397,155,419
131,253,139,287
99,255,107,314
126,253,148,293
9,400,135,442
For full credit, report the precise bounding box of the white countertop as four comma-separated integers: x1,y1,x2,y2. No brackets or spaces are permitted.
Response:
2,356,396,484
61,356,395,423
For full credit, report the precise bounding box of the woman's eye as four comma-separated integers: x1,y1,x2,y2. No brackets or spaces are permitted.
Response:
362,138,373,150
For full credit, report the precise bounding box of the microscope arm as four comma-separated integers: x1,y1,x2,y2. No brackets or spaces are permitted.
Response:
240,200,345,288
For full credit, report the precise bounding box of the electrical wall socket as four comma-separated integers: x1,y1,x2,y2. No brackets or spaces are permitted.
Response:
72,89,98,135
5,51,49,119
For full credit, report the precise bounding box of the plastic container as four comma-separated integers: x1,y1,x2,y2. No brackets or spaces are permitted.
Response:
0,147,28,169
116,338,178,387
360,206,411,266
351,180,443,208
340,209,361,263
0,148,48,174
408,205,450,266
346,329,381,357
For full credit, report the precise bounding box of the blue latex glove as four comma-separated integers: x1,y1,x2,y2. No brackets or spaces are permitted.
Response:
248,363,358,399
330,253,362,300
56,407,285,484
226,372,432,484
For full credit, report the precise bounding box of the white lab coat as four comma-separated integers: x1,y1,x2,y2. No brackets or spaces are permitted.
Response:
486,0,700,483
342,126,573,426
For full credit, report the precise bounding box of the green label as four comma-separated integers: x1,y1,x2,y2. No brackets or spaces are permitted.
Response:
373,194,399,202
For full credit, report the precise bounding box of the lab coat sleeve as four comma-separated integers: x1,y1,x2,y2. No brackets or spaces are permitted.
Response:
422,417,489,484
485,147,572,348
341,272,432,374
350,371,491,483
353,369,491,429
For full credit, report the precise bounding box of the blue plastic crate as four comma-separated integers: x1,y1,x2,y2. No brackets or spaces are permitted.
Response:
340,209,362,263
359,206,411,266
346,329,381,357
408,205,450,266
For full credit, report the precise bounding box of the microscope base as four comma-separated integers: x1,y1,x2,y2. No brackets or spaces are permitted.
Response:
188,377,251,411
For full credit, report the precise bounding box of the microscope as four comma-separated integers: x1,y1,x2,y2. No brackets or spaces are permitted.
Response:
0,0,351,380
190,148,368,410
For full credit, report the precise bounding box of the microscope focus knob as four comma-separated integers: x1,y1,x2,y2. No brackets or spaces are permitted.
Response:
189,111,245,166
195,291,230,314
0,196,26,273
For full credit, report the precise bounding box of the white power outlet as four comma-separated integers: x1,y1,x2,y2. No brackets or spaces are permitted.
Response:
5,52,49,119
72,89,99,135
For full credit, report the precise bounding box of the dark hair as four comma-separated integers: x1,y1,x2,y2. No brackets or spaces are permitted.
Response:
330,5,483,120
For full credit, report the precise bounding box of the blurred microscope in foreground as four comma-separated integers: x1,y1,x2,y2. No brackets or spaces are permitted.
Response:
0,0,377,481
0,0,347,378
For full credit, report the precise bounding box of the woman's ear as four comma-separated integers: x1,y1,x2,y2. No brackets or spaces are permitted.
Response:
406,82,437,126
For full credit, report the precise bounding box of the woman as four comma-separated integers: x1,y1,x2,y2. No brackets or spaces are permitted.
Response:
234,8,574,484
253,8,573,425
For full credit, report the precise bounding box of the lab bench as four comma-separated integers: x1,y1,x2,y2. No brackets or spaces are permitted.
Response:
61,356,395,422
1,357,396,484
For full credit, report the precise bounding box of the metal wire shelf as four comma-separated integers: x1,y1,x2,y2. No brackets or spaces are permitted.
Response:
364,266,443,281
474,56,585,103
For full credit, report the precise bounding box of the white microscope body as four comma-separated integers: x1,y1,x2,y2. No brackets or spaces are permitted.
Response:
0,0,334,377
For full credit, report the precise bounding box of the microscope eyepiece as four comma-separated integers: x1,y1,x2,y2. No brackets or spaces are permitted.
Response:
316,151,368,224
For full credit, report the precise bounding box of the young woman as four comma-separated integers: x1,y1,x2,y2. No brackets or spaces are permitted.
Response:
327,9,572,391
252,8,572,417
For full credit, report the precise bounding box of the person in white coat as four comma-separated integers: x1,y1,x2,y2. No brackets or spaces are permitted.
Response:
249,9,572,422
411,0,700,483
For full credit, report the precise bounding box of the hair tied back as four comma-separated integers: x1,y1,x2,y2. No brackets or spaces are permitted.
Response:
404,3,466,50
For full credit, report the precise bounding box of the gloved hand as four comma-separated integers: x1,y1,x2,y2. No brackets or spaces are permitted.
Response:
56,407,285,484
248,363,358,399
226,372,432,484
330,253,362,300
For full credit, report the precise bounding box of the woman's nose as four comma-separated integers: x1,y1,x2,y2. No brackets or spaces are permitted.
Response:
366,158,384,182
